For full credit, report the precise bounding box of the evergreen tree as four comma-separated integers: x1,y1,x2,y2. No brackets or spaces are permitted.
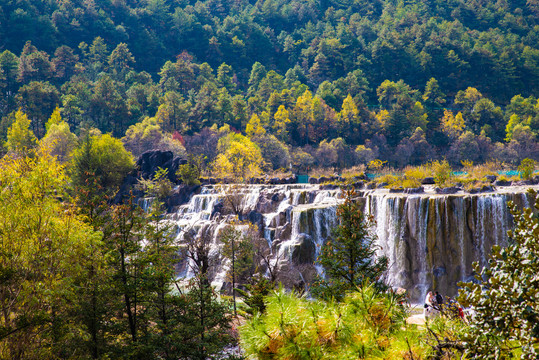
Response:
459,190,539,359
312,188,388,301
219,223,255,316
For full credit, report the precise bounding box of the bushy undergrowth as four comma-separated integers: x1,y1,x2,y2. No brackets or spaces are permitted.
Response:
239,285,429,360
366,159,535,189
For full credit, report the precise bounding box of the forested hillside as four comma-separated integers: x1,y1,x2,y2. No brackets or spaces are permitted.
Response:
1,0,538,171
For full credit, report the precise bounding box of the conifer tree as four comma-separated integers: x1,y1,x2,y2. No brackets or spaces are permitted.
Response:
459,190,539,359
312,188,388,300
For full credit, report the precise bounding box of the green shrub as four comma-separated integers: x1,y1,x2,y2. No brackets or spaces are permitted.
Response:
240,285,429,360
518,158,536,180
378,174,399,187
430,160,453,187
137,167,173,199
177,155,203,186
458,191,539,358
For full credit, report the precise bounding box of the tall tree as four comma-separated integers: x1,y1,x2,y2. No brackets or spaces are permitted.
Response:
6,109,37,156
312,188,388,301
108,43,135,81
459,190,539,359
0,151,102,359
219,223,256,316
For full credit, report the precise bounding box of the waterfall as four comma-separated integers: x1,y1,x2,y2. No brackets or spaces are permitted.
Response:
164,184,534,301
364,191,530,302
416,197,430,302
455,197,467,282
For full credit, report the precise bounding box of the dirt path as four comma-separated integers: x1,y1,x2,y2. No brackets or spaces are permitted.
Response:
406,313,426,325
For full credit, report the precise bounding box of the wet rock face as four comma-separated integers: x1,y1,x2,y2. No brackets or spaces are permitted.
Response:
369,191,534,302
137,150,186,182
291,234,316,265
114,150,187,205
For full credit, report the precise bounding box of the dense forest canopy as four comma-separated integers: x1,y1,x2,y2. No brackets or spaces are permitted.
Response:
2,1,539,358
0,0,538,170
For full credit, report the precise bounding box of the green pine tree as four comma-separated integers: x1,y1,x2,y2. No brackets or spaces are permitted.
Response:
312,188,388,301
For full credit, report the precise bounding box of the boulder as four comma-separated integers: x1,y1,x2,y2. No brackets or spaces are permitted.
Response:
485,175,497,183
136,150,186,183
352,181,364,189
421,177,435,185
163,184,201,211
512,179,538,186
114,150,188,204
275,222,292,242
284,177,295,184
435,186,460,194
480,185,495,193
247,211,263,227
211,200,224,217
404,186,424,194
355,174,368,181
320,184,338,190
377,182,388,188
308,177,319,184
494,179,511,186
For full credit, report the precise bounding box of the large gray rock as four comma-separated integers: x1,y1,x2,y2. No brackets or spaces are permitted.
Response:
495,179,511,186
485,175,497,183
291,234,316,265
435,186,460,194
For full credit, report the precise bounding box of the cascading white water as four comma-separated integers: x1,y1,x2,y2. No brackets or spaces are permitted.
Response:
455,197,467,281
369,195,407,289
169,184,341,287
474,194,510,268
164,184,533,301
416,197,430,302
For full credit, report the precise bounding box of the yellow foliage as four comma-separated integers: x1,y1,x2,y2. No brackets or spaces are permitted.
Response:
375,109,390,129
403,165,431,181
409,101,428,131
505,113,520,142
441,110,465,139
213,133,264,181
245,113,266,138
368,159,387,171
273,105,290,141
6,109,37,156
0,151,101,358
45,106,62,132
338,94,359,128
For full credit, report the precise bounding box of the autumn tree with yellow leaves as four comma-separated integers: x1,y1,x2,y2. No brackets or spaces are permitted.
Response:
212,132,264,181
